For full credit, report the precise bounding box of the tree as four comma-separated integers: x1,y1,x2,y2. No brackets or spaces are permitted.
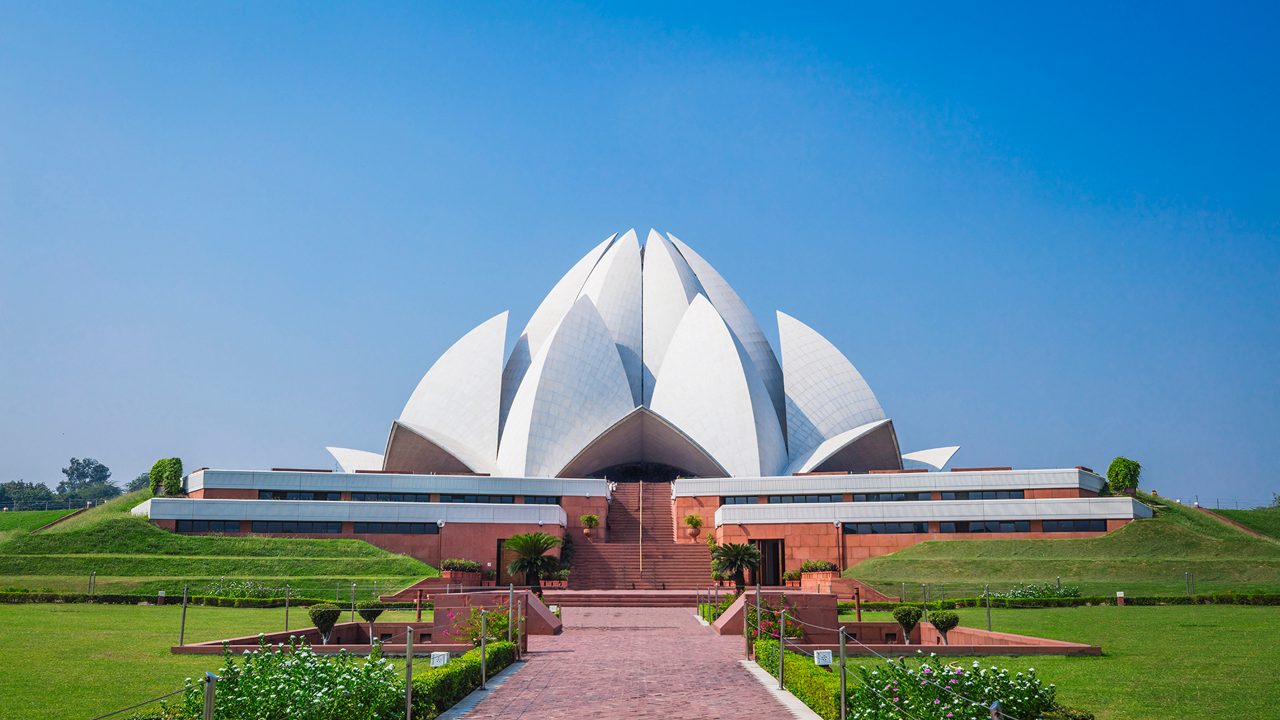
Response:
57,458,113,498
357,600,385,646
1107,457,1142,495
711,542,761,594
892,605,922,645
504,532,562,595
308,603,342,644
930,610,960,645
126,473,150,493
0,481,57,508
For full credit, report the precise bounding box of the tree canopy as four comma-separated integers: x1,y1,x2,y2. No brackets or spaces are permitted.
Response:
1107,457,1142,494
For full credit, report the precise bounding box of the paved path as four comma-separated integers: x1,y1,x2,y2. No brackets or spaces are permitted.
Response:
459,606,801,719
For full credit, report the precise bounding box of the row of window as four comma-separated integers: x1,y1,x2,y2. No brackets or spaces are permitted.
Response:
1043,519,1106,532
251,521,343,534
844,522,930,534
353,522,441,534
842,519,1106,535
175,519,240,533
723,489,1028,505
254,491,562,505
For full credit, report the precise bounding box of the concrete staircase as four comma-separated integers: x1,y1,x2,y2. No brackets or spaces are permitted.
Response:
569,480,711,592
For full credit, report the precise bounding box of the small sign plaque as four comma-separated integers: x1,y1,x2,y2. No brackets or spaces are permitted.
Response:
813,649,833,666
430,652,450,667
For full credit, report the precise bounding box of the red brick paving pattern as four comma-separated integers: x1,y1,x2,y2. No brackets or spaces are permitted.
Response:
461,606,799,719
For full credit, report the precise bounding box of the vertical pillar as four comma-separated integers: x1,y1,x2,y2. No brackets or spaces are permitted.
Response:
405,626,414,720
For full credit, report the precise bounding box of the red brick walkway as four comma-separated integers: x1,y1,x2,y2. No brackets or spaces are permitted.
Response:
459,606,799,718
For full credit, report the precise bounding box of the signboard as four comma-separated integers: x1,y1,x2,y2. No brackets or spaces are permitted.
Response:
813,649,833,666
430,652,450,668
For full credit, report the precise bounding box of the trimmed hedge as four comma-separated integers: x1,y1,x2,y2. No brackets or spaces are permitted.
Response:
412,641,516,717
838,592,1280,614
754,638,840,720
0,590,421,609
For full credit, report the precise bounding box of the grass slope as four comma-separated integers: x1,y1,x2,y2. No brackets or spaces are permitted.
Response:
0,490,435,597
1216,506,1280,540
0,604,433,720
847,494,1280,596
837,605,1279,720
0,509,75,533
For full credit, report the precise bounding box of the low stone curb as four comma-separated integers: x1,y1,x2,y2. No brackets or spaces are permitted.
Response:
739,659,824,719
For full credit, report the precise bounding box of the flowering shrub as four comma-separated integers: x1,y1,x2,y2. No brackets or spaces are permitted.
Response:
447,602,518,647
848,656,1057,720
178,638,404,720
744,594,803,640
202,578,285,599
993,583,1081,600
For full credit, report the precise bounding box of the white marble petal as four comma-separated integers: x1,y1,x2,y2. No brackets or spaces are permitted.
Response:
324,447,384,473
497,297,637,478
651,295,787,477
786,418,895,475
777,310,886,466
499,234,617,430
666,232,786,433
641,230,706,405
398,311,508,467
902,446,961,471
577,229,643,405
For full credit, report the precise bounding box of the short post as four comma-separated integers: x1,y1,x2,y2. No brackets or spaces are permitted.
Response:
714,583,720,605
988,700,1001,720
203,672,218,720
336,582,340,601
838,628,847,720
922,584,929,621
984,584,992,632
480,611,488,690
901,581,906,601
1185,572,1190,596
350,582,356,622
777,609,786,689
284,584,290,631
179,584,189,646
1056,576,1062,593
405,626,414,720
508,583,515,643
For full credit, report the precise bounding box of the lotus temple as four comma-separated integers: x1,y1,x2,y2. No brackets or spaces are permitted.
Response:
134,229,1150,589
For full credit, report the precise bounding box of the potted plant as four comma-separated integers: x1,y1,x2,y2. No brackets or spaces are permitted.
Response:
543,568,570,590
783,569,802,588
711,569,732,587
440,558,483,587
481,568,497,587
580,514,600,539
799,559,839,584
683,514,703,540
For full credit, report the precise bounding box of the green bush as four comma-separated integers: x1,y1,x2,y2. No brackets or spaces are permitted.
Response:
892,605,922,643
579,514,600,528
929,610,959,644
800,559,838,573
992,582,1081,600
308,603,342,643
411,641,516,717
440,558,482,572
848,655,1057,719
357,599,385,624
1107,456,1141,494
179,639,403,720
754,639,840,719
783,570,802,582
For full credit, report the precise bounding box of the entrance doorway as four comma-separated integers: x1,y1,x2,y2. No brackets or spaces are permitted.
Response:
496,539,520,585
752,539,784,586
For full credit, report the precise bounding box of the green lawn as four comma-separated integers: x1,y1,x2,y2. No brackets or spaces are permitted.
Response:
0,603,433,720
0,491,435,600
836,605,1277,720
1216,506,1280,540
847,494,1280,597
0,509,75,533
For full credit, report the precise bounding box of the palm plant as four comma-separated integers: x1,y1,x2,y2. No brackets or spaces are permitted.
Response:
711,542,761,594
504,532,563,595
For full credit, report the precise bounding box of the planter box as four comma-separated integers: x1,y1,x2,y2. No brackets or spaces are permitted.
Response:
442,570,482,587
802,571,838,582
785,580,801,588
542,579,569,590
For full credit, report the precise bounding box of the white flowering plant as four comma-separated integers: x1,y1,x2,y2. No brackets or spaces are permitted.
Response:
847,655,1057,720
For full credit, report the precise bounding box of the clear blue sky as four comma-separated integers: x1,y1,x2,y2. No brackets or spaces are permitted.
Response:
2,2,1276,506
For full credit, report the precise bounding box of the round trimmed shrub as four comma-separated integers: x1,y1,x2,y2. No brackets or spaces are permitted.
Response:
308,603,342,644
930,610,960,644
892,605,923,644
357,599,385,624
